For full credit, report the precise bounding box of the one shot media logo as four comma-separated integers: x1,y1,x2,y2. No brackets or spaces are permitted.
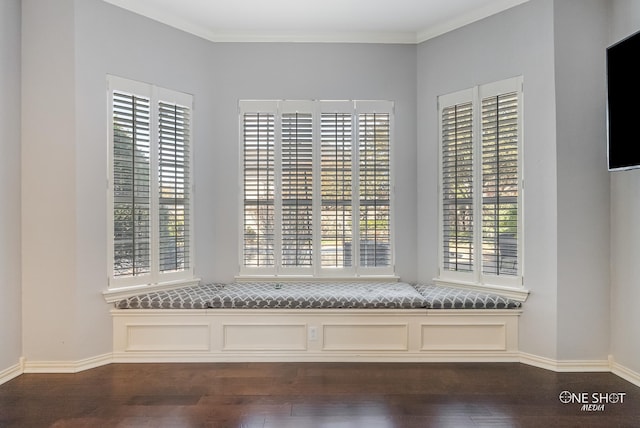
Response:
559,390,627,412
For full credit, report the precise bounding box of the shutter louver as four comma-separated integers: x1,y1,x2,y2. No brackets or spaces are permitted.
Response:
358,113,391,267
281,113,313,266
481,92,519,276
441,102,474,273
243,113,275,267
158,101,190,273
321,113,353,268
112,91,151,277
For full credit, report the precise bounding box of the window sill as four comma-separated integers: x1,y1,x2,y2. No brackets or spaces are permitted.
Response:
432,278,530,302
234,274,401,283
103,278,201,303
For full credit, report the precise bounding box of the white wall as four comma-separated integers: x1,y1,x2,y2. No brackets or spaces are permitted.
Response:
553,0,610,361
609,0,640,377
417,0,561,360
0,0,22,372
20,0,418,363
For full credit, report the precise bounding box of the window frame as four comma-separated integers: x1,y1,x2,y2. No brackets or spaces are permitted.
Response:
106,75,195,291
238,99,396,279
437,77,524,291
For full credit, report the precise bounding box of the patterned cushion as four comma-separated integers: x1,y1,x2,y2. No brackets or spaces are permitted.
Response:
114,283,223,309
208,282,427,309
413,284,521,309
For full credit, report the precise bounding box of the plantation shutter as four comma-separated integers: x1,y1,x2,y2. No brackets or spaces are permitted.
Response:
243,112,276,267
320,112,353,268
281,112,314,266
158,100,191,273
441,101,474,273
358,112,391,268
481,92,519,276
112,91,152,278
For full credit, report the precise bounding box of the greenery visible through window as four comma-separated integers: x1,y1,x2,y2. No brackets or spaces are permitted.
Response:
108,76,193,288
439,77,523,287
240,100,394,277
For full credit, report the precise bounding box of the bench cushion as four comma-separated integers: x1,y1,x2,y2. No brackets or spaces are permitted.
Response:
114,282,522,310
114,283,222,309
413,284,521,309
208,282,427,309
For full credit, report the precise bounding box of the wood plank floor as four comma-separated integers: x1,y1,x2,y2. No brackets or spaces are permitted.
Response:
1,362,639,427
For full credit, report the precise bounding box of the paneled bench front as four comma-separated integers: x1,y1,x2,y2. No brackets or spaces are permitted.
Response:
111,282,522,363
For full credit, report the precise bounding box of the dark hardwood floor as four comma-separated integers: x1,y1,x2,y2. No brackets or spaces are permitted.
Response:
1,362,639,427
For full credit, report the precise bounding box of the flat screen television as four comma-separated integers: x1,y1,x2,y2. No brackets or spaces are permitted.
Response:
607,29,640,171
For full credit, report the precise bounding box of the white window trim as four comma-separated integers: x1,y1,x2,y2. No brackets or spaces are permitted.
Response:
237,99,396,279
105,75,196,295
436,77,528,300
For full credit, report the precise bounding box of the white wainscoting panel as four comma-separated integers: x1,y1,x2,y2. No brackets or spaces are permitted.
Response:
322,323,408,351
421,323,506,351
222,324,307,351
126,324,210,352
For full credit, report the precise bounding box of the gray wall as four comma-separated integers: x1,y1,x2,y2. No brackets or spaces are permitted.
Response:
609,0,640,377
553,0,610,361
21,0,418,362
417,0,562,360
0,0,22,372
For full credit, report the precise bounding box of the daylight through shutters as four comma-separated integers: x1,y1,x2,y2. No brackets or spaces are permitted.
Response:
321,113,353,268
240,100,394,276
438,77,522,287
112,92,151,277
282,113,313,266
158,101,191,273
109,77,194,287
358,113,391,268
481,92,519,276
441,102,474,273
243,113,275,267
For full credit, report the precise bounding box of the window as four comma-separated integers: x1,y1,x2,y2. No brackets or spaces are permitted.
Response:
240,100,394,277
438,77,523,288
108,76,194,288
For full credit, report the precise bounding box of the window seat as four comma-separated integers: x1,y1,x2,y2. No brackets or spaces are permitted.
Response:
113,281,522,310
111,282,522,363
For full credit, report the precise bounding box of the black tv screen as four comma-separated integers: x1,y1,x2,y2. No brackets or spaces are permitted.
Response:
607,29,640,171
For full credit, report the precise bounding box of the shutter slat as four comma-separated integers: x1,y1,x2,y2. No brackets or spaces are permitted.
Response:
112,91,152,277
441,102,474,273
481,92,519,276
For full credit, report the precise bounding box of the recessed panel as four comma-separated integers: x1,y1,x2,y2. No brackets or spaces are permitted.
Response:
323,324,408,351
421,323,506,351
126,324,210,351
223,324,307,351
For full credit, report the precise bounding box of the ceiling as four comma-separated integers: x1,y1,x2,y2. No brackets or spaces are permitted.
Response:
103,0,529,44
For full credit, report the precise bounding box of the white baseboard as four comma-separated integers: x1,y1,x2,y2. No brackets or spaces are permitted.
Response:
112,350,523,364
4,351,639,390
610,356,640,388
519,352,610,372
0,357,24,386
22,353,112,374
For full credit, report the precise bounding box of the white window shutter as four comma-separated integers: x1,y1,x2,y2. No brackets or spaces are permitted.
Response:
112,91,152,278
158,100,191,273
441,101,474,273
281,112,314,267
481,91,519,276
242,112,276,267
320,112,353,268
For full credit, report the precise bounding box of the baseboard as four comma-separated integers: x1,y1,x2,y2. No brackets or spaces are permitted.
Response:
22,353,113,374
519,352,610,372
7,351,640,389
0,358,25,386
112,350,523,364
610,356,640,388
